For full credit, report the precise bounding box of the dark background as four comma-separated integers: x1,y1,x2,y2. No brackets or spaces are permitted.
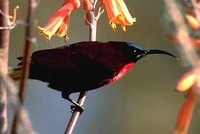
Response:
8,0,200,134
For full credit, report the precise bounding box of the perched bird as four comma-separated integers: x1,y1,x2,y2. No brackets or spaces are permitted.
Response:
12,41,176,111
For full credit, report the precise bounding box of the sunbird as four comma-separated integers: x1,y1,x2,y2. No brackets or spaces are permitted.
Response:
12,41,176,112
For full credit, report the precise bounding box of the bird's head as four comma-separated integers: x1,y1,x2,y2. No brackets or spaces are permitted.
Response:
127,42,177,62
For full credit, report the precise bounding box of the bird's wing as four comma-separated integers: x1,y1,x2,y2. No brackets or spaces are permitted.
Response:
31,41,126,72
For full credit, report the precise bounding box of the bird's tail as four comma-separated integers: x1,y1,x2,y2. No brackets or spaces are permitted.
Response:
9,67,22,80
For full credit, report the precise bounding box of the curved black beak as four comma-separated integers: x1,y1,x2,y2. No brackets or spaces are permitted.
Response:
146,49,177,59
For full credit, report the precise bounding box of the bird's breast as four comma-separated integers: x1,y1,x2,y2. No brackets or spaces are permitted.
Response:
109,63,134,84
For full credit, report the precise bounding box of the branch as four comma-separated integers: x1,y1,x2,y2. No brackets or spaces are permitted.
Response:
0,70,37,134
0,6,22,30
10,0,38,133
64,92,88,134
0,0,10,133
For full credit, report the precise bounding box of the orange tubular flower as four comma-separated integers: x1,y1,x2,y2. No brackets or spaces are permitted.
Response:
175,69,199,134
176,70,197,92
38,0,80,41
102,0,136,31
174,93,196,134
185,14,200,30
83,0,93,11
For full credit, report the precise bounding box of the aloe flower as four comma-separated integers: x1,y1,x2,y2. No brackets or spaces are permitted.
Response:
83,0,93,11
38,0,80,41
175,69,199,134
185,14,200,30
38,0,136,41
102,0,136,31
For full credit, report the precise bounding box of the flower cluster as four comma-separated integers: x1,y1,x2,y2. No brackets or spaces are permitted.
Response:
168,2,200,50
38,0,80,41
102,0,136,31
185,13,200,50
175,69,199,134
38,0,136,41
171,1,200,133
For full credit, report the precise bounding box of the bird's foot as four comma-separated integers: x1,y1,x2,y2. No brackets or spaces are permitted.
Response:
61,92,84,114
70,105,84,114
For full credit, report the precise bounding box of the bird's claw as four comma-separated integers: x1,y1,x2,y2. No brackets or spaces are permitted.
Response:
70,105,84,114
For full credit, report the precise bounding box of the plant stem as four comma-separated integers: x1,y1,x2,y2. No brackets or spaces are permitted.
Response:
64,92,88,134
10,0,37,133
87,10,97,41
64,0,100,133
0,0,10,134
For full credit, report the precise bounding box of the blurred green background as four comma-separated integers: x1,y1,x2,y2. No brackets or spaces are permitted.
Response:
8,0,200,134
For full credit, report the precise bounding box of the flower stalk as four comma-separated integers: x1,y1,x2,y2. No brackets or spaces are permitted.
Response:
64,1,105,134
164,0,200,133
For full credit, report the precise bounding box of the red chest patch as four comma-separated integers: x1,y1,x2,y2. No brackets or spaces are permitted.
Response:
109,63,134,84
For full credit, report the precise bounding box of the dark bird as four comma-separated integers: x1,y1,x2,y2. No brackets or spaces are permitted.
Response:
12,41,176,111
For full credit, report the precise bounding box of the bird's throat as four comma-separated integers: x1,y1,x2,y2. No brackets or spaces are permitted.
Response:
109,63,134,84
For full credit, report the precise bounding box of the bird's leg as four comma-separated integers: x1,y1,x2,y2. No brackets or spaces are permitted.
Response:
62,92,84,114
